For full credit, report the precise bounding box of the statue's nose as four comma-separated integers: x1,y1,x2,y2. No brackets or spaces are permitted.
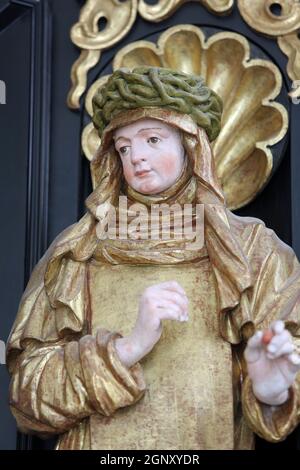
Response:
130,145,147,165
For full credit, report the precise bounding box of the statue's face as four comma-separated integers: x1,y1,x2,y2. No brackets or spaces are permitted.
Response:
113,118,185,194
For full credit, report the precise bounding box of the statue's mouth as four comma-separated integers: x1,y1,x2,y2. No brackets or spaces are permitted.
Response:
135,169,152,177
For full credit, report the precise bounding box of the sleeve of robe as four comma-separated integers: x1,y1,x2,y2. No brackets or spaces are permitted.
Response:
233,220,300,443
6,217,146,438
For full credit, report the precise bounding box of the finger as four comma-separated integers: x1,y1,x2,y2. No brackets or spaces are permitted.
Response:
244,331,263,363
158,306,188,322
156,300,188,321
267,330,292,356
267,341,294,359
270,320,285,335
156,299,181,313
158,291,188,313
287,352,300,371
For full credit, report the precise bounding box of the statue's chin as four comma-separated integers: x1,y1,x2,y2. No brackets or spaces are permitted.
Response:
130,177,164,195
131,182,172,195
133,188,161,195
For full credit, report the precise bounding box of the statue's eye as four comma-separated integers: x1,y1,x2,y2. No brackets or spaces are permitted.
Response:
147,136,160,144
119,146,130,155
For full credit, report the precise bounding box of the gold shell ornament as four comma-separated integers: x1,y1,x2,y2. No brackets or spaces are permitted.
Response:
82,25,289,210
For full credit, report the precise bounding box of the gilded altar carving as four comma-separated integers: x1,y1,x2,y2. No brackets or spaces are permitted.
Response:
67,0,233,109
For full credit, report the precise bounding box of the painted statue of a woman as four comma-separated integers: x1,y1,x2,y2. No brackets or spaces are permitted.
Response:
6,67,300,449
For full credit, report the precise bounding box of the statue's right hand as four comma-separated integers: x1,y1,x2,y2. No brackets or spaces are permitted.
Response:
115,281,189,368
134,280,189,345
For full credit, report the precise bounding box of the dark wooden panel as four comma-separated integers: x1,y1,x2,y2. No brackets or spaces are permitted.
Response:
47,0,84,244
0,4,32,451
291,105,300,259
0,0,52,450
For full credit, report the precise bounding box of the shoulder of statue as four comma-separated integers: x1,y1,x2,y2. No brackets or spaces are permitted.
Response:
6,213,96,366
228,210,299,268
227,210,266,245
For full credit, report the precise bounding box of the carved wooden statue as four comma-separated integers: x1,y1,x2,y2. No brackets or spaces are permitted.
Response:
7,67,300,449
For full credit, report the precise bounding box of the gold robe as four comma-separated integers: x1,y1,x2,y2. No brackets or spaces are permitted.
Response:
6,209,300,450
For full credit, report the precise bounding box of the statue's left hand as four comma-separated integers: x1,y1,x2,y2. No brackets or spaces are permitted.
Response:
244,321,300,405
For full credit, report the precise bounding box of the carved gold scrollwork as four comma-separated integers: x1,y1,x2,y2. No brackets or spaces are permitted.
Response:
68,0,233,109
278,32,300,100
68,0,138,109
238,0,300,36
69,1,300,108
138,0,233,22
68,50,101,110
70,0,138,50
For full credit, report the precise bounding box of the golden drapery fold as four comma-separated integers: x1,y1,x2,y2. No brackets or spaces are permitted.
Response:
6,108,300,448
9,329,145,438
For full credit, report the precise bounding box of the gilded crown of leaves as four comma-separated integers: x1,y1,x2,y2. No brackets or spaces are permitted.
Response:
92,67,223,142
